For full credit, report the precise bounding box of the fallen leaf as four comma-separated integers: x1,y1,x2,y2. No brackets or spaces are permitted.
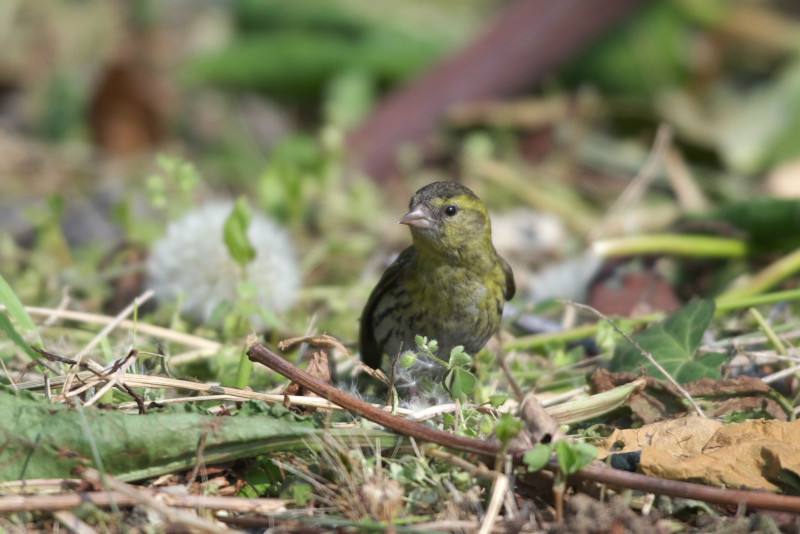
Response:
590,369,790,423
599,418,800,492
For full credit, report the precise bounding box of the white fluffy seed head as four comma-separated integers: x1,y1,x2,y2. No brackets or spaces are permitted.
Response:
147,201,300,329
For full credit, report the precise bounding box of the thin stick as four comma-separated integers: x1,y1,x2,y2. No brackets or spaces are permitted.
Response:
52,510,97,534
567,301,706,418
0,487,289,514
478,474,509,534
18,372,418,416
83,351,139,406
762,363,800,385
496,347,524,400
2,304,221,352
61,290,154,397
42,287,73,327
81,469,237,534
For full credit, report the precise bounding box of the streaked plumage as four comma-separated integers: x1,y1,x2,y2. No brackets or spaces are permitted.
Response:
360,181,515,370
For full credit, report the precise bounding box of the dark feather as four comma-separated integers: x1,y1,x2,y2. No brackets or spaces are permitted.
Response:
502,258,516,301
359,246,416,369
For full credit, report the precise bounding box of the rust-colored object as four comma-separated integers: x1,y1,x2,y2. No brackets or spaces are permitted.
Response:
347,0,650,181
588,266,681,317
88,60,167,155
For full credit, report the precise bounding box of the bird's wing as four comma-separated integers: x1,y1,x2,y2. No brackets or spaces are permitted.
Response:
502,258,516,301
359,246,415,369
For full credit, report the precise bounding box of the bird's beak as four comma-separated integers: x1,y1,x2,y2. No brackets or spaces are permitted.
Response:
399,205,433,229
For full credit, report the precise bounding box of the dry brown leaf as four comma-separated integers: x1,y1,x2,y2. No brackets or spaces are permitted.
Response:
279,334,388,382
282,349,332,414
590,369,789,423
600,418,800,492
598,416,722,458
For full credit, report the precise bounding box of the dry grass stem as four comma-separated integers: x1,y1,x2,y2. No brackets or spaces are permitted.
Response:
61,290,154,397
761,363,800,385
7,304,222,352
82,351,140,406
82,469,235,534
17,372,417,415
52,510,97,534
478,474,509,534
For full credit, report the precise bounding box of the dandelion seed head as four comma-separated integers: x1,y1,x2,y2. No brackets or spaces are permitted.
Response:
147,201,300,329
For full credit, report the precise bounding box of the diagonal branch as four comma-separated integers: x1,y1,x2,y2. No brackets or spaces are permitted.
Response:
248,342,800,514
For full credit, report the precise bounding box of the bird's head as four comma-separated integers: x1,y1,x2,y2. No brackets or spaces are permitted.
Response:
400,182,492,258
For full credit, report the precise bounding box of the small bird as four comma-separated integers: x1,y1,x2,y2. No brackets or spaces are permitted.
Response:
360,181,515,371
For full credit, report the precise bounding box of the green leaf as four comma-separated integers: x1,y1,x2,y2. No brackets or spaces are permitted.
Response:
609,299,723,382
0,274,38,337
399,351,417,368
285,482,313,506
442,413,456,429
495,413,523,445
223,197,257,269
0,388,399,482
488,393,510,409
0,274,42,357
0,314,39,360
447,346,471,368
687,197,800,255
555,441,597,475
478,414,494,435
523,443,554,473
443,368,477,400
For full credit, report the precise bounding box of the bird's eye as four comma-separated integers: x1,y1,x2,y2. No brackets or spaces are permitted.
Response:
444,205,458,217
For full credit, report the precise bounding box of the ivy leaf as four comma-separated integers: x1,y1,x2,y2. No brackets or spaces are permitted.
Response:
609,299,724,382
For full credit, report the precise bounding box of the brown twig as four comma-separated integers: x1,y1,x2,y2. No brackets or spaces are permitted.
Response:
247,342,800,513
186,432,209,489
0,487,288,514
81,468,241,533
495,345,524,401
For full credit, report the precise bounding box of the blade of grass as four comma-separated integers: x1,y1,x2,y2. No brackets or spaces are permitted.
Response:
593,234,748,258
0,273,42,359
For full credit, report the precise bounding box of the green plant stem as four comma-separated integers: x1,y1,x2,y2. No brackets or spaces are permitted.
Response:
504,324,606,351
506,288,800,351
593,234,748,258
748,308,787,356
235,346,253,390
717,248,800,303
715,288,800,313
